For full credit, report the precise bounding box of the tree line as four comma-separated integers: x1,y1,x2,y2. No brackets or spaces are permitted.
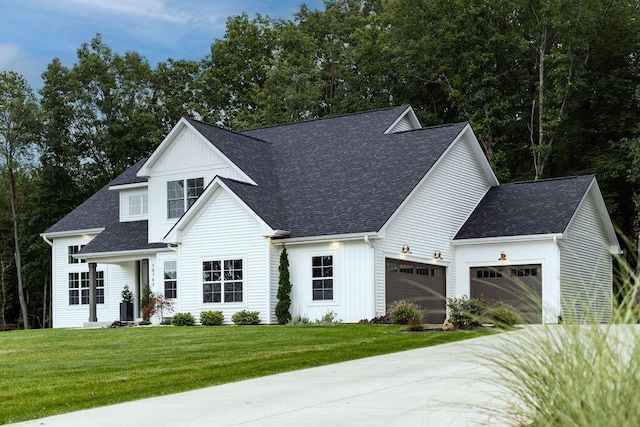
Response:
1,0,639,328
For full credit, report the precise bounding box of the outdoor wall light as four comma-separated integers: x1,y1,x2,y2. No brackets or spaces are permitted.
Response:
499,251,507,261
433,250,443,260
401,244,412,254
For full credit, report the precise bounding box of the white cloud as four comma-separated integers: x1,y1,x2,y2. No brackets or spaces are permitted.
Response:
55,0,202,25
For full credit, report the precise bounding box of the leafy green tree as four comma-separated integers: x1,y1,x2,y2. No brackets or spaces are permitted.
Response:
0,71,41,329
275,247,292,325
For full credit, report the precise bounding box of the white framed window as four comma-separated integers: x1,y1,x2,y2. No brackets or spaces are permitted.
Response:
167,177,204,219
69,271,104,305
129,194,148,216
164,261,177,299
68,245,86,264
312,255,333,301
202,259,243,303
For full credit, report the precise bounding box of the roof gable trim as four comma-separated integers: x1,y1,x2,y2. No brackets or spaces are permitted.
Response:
164,177,275,243
384,106,422,134
137,118,256,185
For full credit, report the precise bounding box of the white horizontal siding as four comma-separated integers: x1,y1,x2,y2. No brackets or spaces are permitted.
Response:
286,240,375,323
389,116,414,133
375,133,491,316
51,235,138,327
177,188,271,324
455,240,561,323
118,188,149,222
559,193,613,322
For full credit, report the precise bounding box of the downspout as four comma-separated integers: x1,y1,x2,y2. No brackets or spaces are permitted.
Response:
41,234,53,247
364,235,377,317
364,235,375,248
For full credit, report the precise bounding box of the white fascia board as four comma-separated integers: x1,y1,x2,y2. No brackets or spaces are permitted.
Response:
383,106,422,134
379,125,497,236
271,232,379,246
451,233,563,246
163,177,275,243
108,182,148,191
80,247,172,264
40,228,104,239
137,118,257,186
461,124,499,187
565,177,621,254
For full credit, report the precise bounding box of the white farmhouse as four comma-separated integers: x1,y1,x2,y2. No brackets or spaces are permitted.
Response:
41,106,620,327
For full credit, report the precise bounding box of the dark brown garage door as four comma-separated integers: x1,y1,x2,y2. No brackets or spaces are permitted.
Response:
470,265,542,323
385,259,446,324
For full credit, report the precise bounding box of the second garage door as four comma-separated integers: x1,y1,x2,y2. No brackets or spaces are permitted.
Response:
385,259,446,324
470,265,542,323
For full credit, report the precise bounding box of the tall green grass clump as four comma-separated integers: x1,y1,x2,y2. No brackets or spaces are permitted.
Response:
486,253,640,426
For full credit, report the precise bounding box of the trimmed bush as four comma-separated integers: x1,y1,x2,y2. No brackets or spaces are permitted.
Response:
489,303,522,328
275,247,293,325
231,310,260,325
200,310,224,326
388,300,424,325
171,312,195,326
447,296,487,329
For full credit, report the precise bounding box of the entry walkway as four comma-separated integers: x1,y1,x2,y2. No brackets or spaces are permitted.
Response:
10,329,522,427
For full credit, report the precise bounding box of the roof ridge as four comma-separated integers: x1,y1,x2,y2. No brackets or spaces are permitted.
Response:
241,105,409,132
184,116,272,145
506,175,593,185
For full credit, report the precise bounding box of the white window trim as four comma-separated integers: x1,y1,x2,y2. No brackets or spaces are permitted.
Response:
167,177,204,219
200,256,247,307
309,252,337,305
68,270,105,306
128,194,149,217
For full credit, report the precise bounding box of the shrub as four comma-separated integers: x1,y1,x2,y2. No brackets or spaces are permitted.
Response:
488,303,522,328
121,285,133,303
370,314,391,324
289,314,311,325
200,310,224,326
406,318,424,332
275,247,293,325
315,310,340,325
171,312,195,326
231,310,260,325
388,300,424,325
447,296,487,329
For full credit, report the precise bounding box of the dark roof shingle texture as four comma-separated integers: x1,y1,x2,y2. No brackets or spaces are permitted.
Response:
79,221,166,254
454,175,594,239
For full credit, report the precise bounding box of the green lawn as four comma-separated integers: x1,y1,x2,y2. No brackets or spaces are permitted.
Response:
0,324,493,424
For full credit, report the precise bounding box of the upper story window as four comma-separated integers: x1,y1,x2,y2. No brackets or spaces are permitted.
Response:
312,255,333,301
167,178,204,219
68,245,86,264
129,194,148,216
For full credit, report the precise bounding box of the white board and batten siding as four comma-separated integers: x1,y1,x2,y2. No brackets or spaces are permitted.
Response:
454,240,562,323
374,133,492,316
146,127,250,242
284,240,375,323
51,235,137,328
176,188,272,324
559,192,613,322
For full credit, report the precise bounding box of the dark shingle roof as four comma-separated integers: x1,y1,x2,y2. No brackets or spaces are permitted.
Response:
108,158,148,186
79,221,166,254
46,106,469,244
45,160,146,234
237,107,467,237
454,175,594,240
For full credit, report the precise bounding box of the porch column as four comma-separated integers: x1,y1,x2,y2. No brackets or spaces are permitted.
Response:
88,262,97,322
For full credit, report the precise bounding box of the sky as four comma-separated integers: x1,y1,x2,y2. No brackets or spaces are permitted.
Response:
0,0,325,90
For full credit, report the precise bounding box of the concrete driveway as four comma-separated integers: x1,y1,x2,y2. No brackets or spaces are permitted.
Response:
9,329,520,427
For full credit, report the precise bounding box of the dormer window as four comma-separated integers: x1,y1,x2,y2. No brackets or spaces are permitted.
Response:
167,178,204,219
129,194,148,216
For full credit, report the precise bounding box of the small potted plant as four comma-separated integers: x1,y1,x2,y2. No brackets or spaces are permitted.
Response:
120,285,134,321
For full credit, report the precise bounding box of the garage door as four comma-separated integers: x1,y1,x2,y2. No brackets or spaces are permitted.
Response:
385,259,446,324
470,265,542,323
